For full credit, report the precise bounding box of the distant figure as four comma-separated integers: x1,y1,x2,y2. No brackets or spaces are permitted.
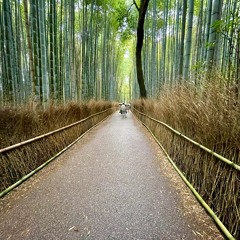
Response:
125,103,131,112
120,103,127,118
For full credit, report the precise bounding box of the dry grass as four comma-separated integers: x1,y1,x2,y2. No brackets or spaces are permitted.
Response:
0,100,115,192
132,79,240,239
0,100,113,148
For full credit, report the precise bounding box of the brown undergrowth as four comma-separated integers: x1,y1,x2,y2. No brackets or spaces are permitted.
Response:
132,79,240,239
0,100,115,193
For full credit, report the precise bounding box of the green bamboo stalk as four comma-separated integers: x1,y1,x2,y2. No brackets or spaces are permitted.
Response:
31,0,42,104
23,0,35,105
183,0,194,80
38,0,48,103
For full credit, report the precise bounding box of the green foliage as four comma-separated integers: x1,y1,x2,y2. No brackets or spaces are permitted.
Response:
213,13,240,34
212,19,225,32
114,1,138,41
193,0,203,15
110,0,128,33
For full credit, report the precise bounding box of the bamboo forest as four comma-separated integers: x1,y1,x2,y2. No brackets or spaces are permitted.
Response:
0,0,240,239
0,0,239,104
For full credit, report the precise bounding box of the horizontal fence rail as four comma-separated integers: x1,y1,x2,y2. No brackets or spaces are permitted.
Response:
0,108,114,197
132,107,238,240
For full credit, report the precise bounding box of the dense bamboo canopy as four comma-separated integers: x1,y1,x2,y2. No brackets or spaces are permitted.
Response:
0,0,239,104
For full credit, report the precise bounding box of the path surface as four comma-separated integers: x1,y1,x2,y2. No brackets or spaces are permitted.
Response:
0,112,222,240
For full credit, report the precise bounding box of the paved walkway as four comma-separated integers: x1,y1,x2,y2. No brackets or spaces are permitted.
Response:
0,112,222,240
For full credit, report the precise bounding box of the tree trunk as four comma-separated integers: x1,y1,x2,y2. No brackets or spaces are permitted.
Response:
135,0,150,98
183,0,194,81
206,0,223,68
179,0,187,78
3,0,15,103
49,0,55,102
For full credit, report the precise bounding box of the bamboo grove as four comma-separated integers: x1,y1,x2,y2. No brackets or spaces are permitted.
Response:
0,0,240,102
0,0,129,105
131,0,240,99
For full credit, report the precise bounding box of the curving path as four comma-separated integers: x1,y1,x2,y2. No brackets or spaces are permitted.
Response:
0,112,223,240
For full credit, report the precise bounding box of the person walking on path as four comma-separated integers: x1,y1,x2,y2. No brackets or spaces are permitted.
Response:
120,103,127,118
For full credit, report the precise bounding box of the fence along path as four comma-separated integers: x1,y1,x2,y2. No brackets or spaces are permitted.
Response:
0,112,222,239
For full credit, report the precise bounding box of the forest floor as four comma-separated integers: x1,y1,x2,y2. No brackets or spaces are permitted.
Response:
0,112,223,240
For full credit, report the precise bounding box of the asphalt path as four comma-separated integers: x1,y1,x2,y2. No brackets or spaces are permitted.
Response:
0,111,223,240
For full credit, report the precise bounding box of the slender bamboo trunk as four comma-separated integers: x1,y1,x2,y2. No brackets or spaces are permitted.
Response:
207,0,223,69
183,0,194,81
23,0,36,106
179,0,187,79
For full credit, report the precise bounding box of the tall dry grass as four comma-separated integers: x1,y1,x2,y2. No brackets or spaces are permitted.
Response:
134,79,240,162
0,100,113,148
0,100,115,192
132,79,240,238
